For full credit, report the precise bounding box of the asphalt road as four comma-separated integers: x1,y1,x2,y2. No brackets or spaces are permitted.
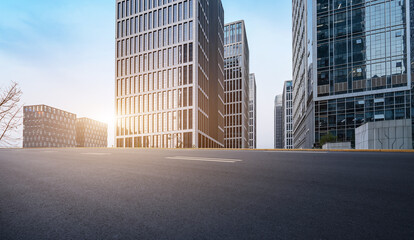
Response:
1,148,413,240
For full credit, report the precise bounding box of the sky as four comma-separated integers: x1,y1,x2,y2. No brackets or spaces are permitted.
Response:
0,0,292,148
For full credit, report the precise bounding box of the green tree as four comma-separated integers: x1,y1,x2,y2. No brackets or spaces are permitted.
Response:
319,133,337,146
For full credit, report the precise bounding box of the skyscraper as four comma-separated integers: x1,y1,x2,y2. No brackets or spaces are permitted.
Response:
248,73,257,149
224,20,250,149
282,81,293,149
314,0,412,148
293,0,413,149
115,0,225,148
292,0,315,149
274,94,283,149
410,0,414,149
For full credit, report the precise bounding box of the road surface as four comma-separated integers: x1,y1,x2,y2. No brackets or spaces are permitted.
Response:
1,148,413,239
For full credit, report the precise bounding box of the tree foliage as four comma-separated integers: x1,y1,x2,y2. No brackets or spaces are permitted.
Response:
319,133,337,146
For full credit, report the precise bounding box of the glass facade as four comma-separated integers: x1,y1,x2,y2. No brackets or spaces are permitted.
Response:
316,0,409,97
314,0,413,148
115,0,225,148
412,87,414,149
315,90,411,145
224,21,250,149
411,0,414,149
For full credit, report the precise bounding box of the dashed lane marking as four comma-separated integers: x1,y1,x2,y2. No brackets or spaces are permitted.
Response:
166,156,242,163
260,151,328,154
80,153,111,156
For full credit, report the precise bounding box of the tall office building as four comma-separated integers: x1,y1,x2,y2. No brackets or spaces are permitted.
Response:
248,73,257,149
274,94,283,149
293,0,413,149
224,20,250,148
76,118,108,147
115,0,225,148
313,0,412,148
23,105,76,148
292,0,315,149
411,0,414,149
282,81,293,149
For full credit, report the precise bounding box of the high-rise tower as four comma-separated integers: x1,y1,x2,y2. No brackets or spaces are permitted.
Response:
292,0,315,149
224,20,249,149
293,0,414,149
115,0,225,148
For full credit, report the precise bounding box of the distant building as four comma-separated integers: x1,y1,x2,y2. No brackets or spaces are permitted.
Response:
76,118,108,148
282,81,293,149
224,20,250,149
274,95,283,148
248,73,257,149
23,105,76,148
23,105,108,148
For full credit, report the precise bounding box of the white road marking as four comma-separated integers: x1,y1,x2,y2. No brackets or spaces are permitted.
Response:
81,153,111,156
166,156,242,163
260,151,328,154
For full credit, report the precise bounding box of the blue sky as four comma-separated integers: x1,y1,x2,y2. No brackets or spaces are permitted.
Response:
0,0,292,148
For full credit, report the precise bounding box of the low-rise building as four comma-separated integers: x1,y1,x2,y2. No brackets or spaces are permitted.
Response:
23,105,108,148
23,105,76,148
355,119,413,150
76,118,108,148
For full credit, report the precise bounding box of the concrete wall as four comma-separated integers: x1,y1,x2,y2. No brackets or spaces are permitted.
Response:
322,142,352,150
355,119,413,150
